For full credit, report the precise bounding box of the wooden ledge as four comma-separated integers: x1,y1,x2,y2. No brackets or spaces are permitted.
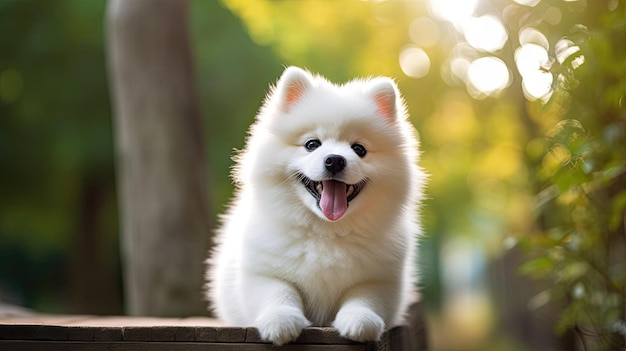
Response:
0,301,426,350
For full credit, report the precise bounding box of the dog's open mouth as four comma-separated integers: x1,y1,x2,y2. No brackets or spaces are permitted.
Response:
299,175,366,221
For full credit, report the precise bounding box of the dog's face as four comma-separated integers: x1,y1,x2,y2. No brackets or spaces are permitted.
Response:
243,67,415,223
293,126,372,221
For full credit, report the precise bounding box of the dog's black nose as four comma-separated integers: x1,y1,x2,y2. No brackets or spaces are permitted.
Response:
324,154,346,174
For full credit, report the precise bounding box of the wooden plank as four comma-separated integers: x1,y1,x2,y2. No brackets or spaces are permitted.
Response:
93,327,122,341
150,326,176,342
374,326,404,351
215,327,246,342
67,327,94,342
122,327,151,341
0,341,369,351
177,317,225,326
244,327,263,342
0,324,69,342
0,316,221,327
173,326,195,341
296,327,356,345
30,325,68,341
193,326,218,342
244,326,358,345
0,324,33,340
0,315,92,325
65,316,215,327
0,300,427,350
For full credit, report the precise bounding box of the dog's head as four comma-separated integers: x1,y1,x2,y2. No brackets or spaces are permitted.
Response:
238,67,419,223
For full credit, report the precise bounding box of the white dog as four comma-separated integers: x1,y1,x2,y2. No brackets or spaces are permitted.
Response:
207,66,425,345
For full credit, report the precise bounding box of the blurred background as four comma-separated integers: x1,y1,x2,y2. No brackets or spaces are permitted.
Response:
1,0,625,350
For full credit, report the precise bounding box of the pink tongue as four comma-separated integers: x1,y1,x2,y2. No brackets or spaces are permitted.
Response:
320,180,348,221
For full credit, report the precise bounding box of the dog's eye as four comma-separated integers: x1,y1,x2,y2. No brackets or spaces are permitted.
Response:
351,143,367,157
305,139,322,152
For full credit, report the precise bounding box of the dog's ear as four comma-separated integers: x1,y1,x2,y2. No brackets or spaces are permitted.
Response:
368,78,399,123
275,66,313,113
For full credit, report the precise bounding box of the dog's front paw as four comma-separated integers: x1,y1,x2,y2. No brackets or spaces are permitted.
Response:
255,306,311,345
333,305,385,342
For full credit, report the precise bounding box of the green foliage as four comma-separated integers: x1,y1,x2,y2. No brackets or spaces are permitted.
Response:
189,0,284,208
0,0,118,312
521,2,626,348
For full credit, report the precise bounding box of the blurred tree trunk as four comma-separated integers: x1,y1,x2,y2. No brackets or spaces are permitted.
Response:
106,0,211,316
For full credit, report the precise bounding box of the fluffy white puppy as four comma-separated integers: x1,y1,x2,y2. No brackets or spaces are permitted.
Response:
207,66,425,345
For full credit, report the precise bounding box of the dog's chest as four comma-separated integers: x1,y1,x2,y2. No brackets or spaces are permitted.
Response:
248,227,397,325
300,236,357,268
287,237,373,324
288,235,379,290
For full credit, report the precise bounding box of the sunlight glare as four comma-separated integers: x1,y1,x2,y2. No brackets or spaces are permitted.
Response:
463,15,508,53
522,71,553,101
427,0,478,25
555,38,581,64
515,43,549,77
399,46,431,79
467,57,510,98
519,27,549,50
513,0,541,6
515,43,553,100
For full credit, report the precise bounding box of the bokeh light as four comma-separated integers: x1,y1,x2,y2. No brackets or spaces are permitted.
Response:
463,15,508,53
467,56,510,98
515,43,549,77
427,0,478,25
522,70,553,101
518,27,549,50
513,0,541,7
409,17,441,48
515,43,553,100
555,38,581,65
399,46,431,79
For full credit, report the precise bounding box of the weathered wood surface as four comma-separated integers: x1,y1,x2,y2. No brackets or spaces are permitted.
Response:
0,302,426,350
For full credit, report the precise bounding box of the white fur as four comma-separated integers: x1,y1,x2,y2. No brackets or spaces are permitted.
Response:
206,66,425,345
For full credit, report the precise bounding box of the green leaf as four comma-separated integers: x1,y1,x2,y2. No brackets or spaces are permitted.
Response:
609,190,626,231
557,262,589,284
519,256,554,278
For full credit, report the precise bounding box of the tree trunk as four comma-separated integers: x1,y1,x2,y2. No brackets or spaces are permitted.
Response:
106,0,211,316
